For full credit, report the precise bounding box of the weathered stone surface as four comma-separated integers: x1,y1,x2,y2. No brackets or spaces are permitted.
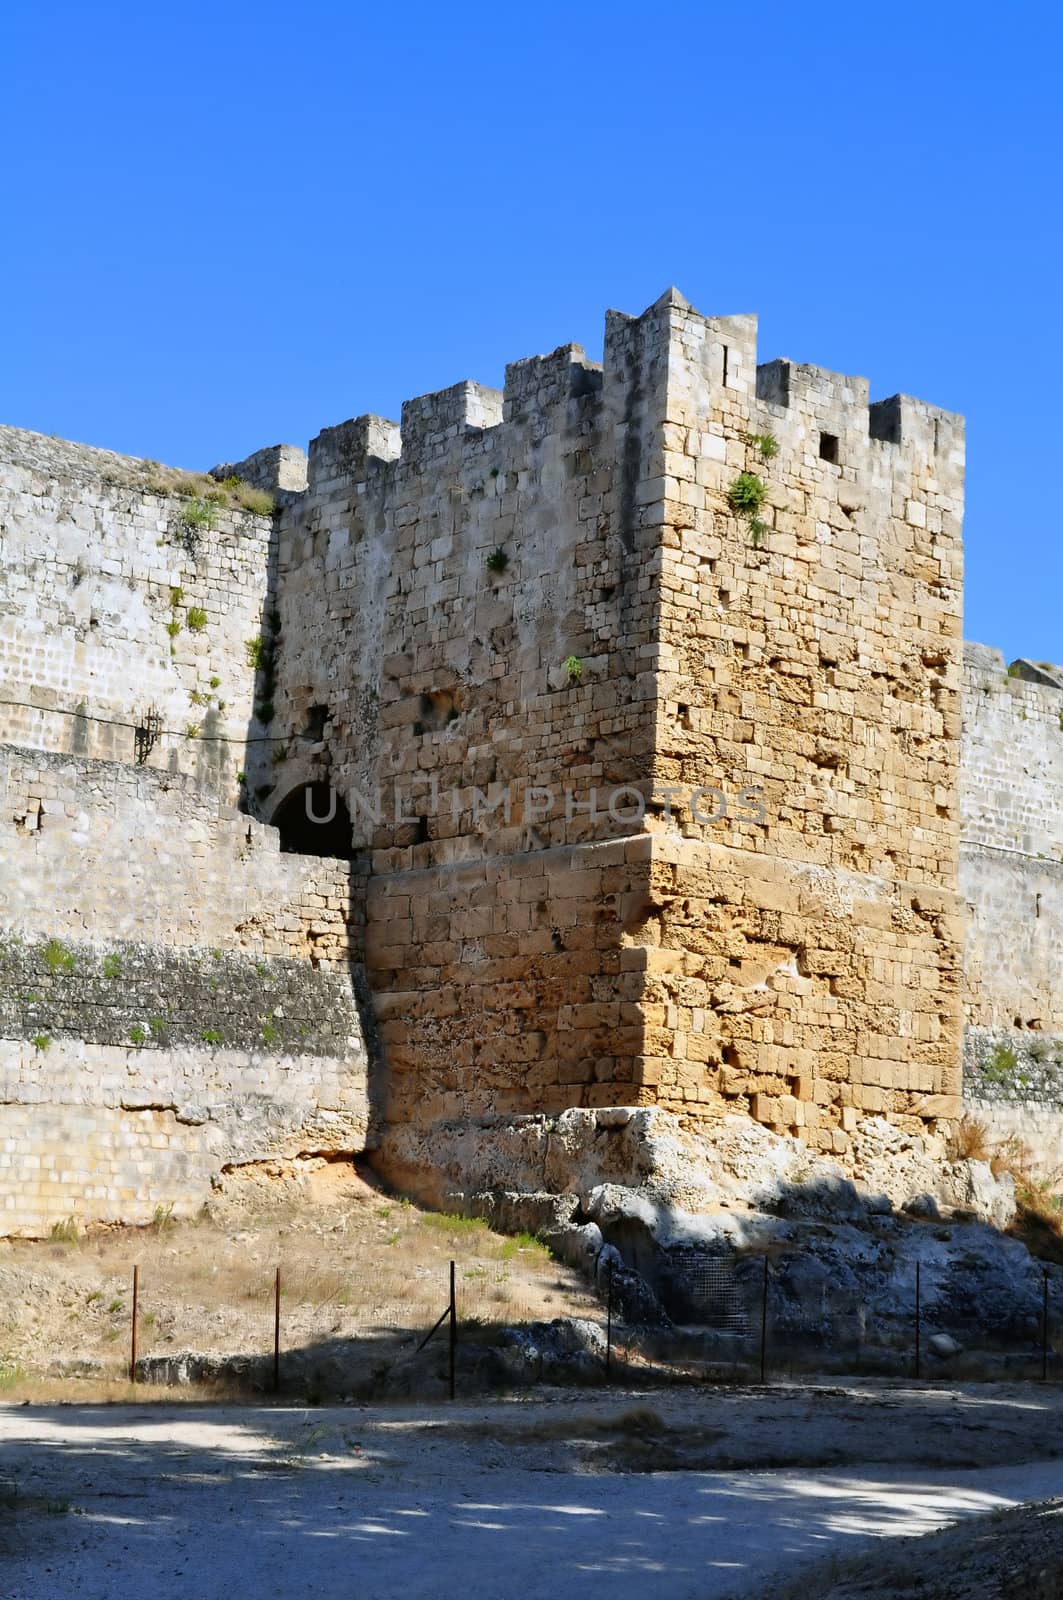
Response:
961,643,1063,1177
0,744,367,1233
953,1159,1017,1230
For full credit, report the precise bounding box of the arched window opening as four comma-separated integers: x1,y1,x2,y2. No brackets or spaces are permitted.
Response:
272,782,352,859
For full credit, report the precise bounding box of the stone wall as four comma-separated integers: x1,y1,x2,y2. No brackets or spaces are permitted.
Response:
960,643,1063,1174
8,287,1061,1227
266,329,667,1143
638,295,966,1153
259,288,967,1175
0,424,273,792
0,745,367,1234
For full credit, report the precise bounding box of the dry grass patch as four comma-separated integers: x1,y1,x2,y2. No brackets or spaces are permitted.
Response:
945,1124,1063,1263
949,1116,992,1163
144,467,275,517
758,1496,1063,1600
0,1159,596,1399
986,1136,1063,1265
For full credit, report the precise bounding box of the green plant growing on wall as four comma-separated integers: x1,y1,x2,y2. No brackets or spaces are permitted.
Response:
981,1041,1032,1091
728,468,773,550
49,1217,80,1243
209,675,221,689
983,1043,1018,1080
42,939,76,974
148,1017,168,1039
201,1028,223,1045
261,1020,280,1046
128,1025,147,1046
186,606,208,633
32,1033,51,1053
728,472,767,515
563,654,584,683
744,432,779,461
185,723,201,740
485,546,509,574
247,610,282,724
170,586,184,605
166,620,181,640
179,499,217,532
102,954,122,979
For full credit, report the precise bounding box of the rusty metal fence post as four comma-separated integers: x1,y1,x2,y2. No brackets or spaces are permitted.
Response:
759,1256,769,1384
448,1259,456,1401
414,1260,458,1399
605,1258,614,1381
129,1264,139,1383
273,1266,281,1393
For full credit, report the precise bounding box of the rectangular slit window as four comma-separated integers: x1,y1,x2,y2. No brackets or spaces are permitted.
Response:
819,432,839,464
722,344,729,387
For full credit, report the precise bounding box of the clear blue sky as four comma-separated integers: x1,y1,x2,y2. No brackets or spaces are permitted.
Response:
3,1,1059,662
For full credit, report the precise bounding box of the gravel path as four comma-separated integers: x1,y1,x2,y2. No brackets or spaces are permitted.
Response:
2,1393,1062,1599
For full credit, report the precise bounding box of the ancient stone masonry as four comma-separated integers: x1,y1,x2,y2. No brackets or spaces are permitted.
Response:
0,424,273,787
261,288,967,1184
961,643,1063,1174
1,284,1059,1231
624,303,966,1156
0,743,367,1232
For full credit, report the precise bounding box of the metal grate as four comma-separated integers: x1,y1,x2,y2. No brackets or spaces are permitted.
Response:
663,1250,750,1332
134,704,162,765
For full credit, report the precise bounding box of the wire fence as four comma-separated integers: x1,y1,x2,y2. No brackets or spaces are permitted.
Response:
31,1246,1060,1399
605,1250,1062,1388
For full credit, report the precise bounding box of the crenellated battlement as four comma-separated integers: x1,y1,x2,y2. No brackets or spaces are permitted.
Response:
216,290,961,529
502,343,602,423
211,442,308,493
398,380,503,462
307,413,401,492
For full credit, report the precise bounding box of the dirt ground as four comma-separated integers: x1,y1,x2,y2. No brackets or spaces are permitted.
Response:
1,1386,1061,1599
0,1159,599,1398
3,1167,1063,1595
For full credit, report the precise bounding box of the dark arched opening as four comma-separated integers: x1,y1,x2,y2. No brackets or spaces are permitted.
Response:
272,782,353,859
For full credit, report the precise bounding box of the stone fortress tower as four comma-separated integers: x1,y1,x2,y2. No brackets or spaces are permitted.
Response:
0,289,1059,1232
